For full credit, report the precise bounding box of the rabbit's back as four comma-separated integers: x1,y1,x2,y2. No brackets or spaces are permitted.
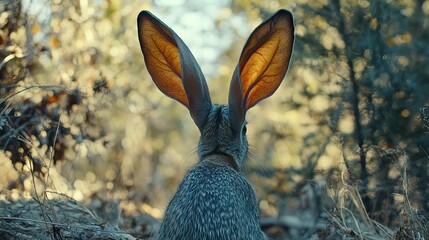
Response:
156,157,267,240
138,9,294,240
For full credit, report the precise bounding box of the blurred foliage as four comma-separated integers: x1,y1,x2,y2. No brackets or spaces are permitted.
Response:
292,0,429,216
231,0,429,220
1,0,108,186
0,0,428,238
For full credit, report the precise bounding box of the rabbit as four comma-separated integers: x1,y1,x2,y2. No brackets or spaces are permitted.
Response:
137,9,294,240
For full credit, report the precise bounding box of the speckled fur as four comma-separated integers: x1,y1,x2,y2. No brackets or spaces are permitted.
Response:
139,8,295,239
198,105,248,168
155,105,267,240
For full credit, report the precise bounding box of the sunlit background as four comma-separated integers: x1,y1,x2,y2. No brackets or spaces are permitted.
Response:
1,0,429,238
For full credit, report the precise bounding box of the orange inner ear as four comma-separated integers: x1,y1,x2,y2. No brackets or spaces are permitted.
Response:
139,15,189,108
241,36,282,109
238,10,294,111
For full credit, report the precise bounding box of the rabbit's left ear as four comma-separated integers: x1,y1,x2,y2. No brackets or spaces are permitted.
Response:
229,9,294,129
137,11,212,132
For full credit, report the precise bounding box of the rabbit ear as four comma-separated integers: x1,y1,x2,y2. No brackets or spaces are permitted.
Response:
137,11,212,132
229,9,294,129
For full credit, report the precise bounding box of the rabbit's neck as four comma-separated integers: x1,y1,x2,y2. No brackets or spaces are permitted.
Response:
201,153,240,171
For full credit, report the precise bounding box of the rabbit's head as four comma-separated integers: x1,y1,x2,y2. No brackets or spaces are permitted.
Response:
137,10,294,170
197,104,248,170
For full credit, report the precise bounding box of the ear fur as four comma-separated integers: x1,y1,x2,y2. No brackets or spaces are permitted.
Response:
228,9,294,130
138,10,294,132
137,11,212,131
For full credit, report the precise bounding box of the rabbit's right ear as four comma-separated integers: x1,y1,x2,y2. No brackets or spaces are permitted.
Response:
137,11,212,132
228,10,294,130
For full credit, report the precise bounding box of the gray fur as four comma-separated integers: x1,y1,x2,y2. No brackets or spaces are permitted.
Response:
137,9,295,240
156,106,266,240
198,105,248,169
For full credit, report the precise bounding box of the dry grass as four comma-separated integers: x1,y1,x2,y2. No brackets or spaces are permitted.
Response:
320,153,429,240
0,196,135,240
2,165,427,240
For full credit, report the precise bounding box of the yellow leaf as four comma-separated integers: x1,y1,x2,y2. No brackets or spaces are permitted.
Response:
51,37,60,48
370,18,378,30
387,33,412,46
400,33,412,43
32,23,41,34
